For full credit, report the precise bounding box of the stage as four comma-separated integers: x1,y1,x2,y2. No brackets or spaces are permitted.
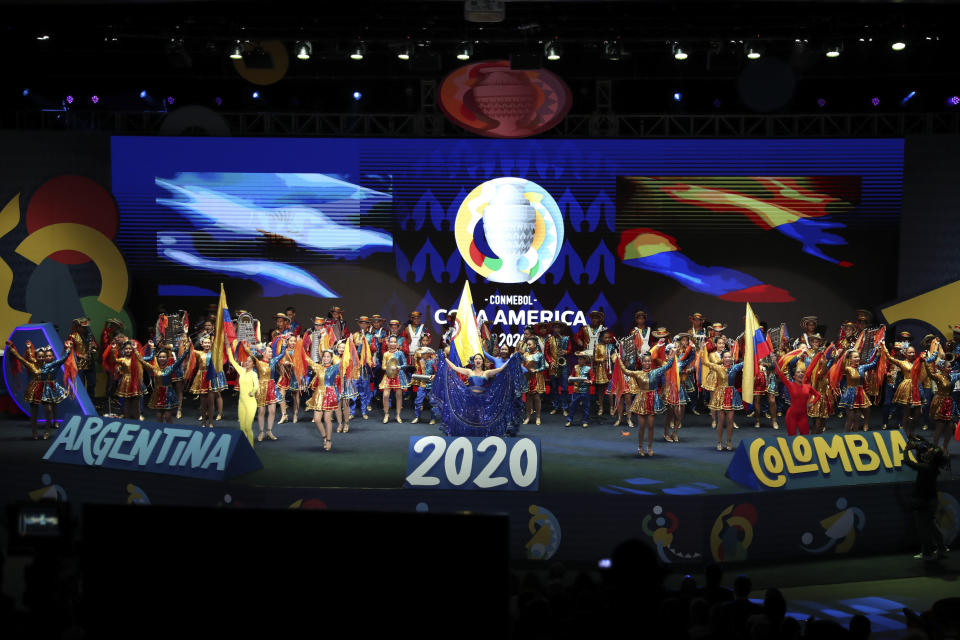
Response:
2,395,958,567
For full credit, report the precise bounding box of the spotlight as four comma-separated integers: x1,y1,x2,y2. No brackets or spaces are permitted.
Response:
36,34,50,41
251,91,261,99
21,88,29,97
672,43,688,61
350,42,366,60
456,42,473,60
295,41,312,60
949,96,960,106
90,95,99,104
544,41,561,61
604,40,622,61
139,90,148,99
891,40,907,51
871,96,880,107
825,44,842,58
353,91,362,101
673,92,682,102
902,90,916,105
166,96,175,105
229,40,244,60
215,96,223,106
745,44,762,60
817,98,826,107
397,43,413,60
65,95,74,104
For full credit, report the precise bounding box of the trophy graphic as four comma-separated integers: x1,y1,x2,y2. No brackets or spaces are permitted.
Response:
482,180,537,283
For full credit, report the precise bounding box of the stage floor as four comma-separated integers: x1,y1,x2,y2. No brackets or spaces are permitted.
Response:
1,396,954,495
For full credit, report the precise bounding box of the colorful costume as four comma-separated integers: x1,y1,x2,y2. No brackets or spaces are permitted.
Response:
143,347,190,410
838,352,880,410
523,350,547,393
545,334,571,411
11,349,69,405
704,359,745,411
379,349,410,390
431,354,525,437
254,350,283,407
413,356,437,420
567,364,593,426
774,364,819,436
306,361,341,412
927,365,960,421
188,349,227,395
885,352,924,407
619,359,674,416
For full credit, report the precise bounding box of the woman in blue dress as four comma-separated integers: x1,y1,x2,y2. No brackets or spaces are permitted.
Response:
6,340,72,440
431,351,525,437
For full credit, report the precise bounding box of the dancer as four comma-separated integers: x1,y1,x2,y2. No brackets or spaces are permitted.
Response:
804,336,833,434
566,351,593,428
433,351,524,437
702,334,726,429
411,347,437,425
187,335,227,428
352,316,376,419
5,340,72,440
142,333,191,423
334,340,358,433
522,336,547,425
759,355,781,430
67,317,97,394
108,338,148,420
224,342,260,446
701,345,745,452
380,334,410,423
837,348,880,433
881,342,905,430
575,310,606,413
774,353,820,436
252,344,282,441
663,336,696,442
926,356,960,455
276,335,302,424
882,342,924,437
614,350,676,457
305,348,339,451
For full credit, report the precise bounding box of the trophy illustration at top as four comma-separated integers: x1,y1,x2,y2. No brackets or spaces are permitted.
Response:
470,68,538,137
482,180,538,283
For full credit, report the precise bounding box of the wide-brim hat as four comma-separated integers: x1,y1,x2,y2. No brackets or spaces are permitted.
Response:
652,327,670,338
389,319,400,325
330,306,343,313
809,333,823,341
854,309,873,321
370,314,384,321
417,347,436,355
709,322,726,332
588,309,605,319
675,332,692,340
635,310,648,319
921,333,937,347
801,316,818,324
409,310,422,318
575,350,592,358
357,315,371,323
841,321,856,328
689,312,704,320
72,317,90,326
898,330,912,339
275,313,290,320
106,318,125,328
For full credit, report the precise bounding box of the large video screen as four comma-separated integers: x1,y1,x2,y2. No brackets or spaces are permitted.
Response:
112,137,903,340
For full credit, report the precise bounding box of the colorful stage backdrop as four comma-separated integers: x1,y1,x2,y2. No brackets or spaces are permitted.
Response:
111,137,903,342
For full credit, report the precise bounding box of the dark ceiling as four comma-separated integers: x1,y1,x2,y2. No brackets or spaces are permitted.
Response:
4,1,960,116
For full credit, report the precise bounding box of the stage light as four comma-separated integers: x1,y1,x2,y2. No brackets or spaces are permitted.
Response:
214,96,222,106
597,558,612,569
350,42,366,60
902,90,916,105
166,96,175,105
139,90,148,99
891,40,906,51
397,43,413,60
22,88,29,97
65,95,74,104
817,98,826,107
90,95,99,104
544,41,561,61
251,91,261,99
295,41,312,60
456,42,473,60
871,96,880,107
36,34,50,41
673,92,682,101
353,91,362,101
825,44,841,58
949,96,960,106
672,43,688,61
229,40,244,60
745,44,762,60
604,40,622,61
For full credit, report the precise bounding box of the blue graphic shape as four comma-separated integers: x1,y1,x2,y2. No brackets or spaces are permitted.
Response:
154,172,392,258
598,486,623,495
157,284,218,297
777,217,849,265
443,188,467,231
558,188,586,232
584,240,616,285
608,486,656,495
624,477,664,486
408,189,442,232
546,241,585,285
662,486,707,496
588,190,617,232
157,233,338,298
622,251,764,296
411,239,444,284
395,246,412,283
589,292,618,329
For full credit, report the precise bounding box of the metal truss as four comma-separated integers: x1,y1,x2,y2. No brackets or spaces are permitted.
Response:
15,109,960,138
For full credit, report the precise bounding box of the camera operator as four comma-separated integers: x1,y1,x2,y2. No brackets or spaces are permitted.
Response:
904,436,949,560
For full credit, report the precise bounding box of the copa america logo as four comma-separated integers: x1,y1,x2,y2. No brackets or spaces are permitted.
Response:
454,177,564,283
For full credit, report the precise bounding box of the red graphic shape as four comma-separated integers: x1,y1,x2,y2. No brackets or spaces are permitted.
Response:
25,175,119,264
718,284,796,303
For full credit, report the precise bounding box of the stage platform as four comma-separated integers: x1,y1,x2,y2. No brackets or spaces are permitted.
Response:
1,398,958,567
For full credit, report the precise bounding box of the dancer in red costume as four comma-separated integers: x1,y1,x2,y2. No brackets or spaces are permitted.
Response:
774,355,821,436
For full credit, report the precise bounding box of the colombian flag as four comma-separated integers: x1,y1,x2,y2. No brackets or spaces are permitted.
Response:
742,302,770,404
211,283,236,374
451,281,483,368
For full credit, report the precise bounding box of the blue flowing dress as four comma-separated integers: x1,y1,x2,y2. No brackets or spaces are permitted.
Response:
431,354,525,437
